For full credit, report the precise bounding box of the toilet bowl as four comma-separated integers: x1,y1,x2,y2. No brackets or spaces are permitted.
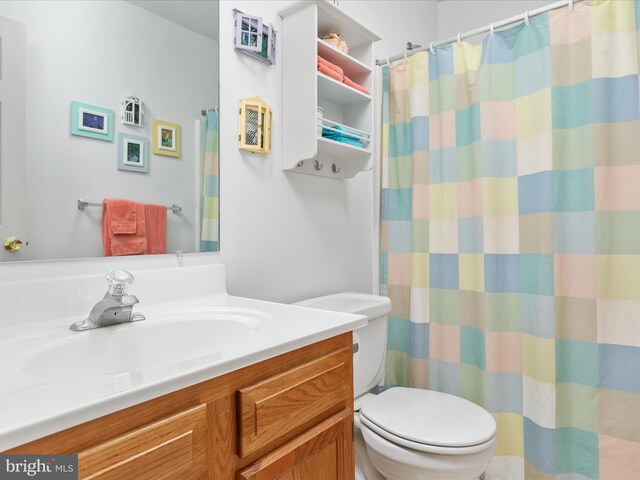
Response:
357,387,495,480
295,293,496,480
359,418,495,480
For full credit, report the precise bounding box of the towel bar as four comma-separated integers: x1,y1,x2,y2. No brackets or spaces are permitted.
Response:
77,199,182,214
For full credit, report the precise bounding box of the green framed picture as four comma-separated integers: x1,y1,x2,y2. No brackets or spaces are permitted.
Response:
70,101,114,141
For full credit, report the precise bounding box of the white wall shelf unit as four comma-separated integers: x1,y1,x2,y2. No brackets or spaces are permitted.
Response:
317,72,372,105
316,39,372,78
280,0,380,179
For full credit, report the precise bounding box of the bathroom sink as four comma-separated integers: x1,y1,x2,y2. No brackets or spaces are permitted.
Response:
0,264,368,452
13,308,268,379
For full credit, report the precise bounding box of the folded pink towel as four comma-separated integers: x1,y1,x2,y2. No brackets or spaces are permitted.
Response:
317,55,344,76
103,199,147,256
343,76,370,95
103,198,137,234
318,63,344,82
144,204,167,255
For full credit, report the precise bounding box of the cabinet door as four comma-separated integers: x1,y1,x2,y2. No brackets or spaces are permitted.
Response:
237,409,354,480
0,15,28,262
238,347,351,457
77,404,207,480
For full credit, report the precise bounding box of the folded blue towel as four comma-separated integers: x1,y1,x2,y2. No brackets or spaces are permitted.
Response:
322,125,365,148
325,135,365,147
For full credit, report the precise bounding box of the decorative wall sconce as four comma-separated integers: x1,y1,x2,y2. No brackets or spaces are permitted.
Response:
238,96,272,154
121,96,144,127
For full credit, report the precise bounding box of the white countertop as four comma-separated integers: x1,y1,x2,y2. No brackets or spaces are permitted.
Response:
0,264,366,451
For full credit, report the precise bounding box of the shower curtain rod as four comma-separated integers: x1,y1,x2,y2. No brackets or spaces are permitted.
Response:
375,0,584,66
201,107,218,116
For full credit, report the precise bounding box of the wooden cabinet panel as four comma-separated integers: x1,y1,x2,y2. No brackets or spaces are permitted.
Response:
77,404,207,480
237,409,354,480
5,333,355,480
277,441,337,480
238,347,350,458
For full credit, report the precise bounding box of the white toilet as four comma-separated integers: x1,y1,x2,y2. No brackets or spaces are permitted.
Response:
295,292,496,480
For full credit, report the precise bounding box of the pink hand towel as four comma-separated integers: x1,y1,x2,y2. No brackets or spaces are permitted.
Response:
103,198,137,234
102,199,147,256
317,55,344,76
144,204,167,255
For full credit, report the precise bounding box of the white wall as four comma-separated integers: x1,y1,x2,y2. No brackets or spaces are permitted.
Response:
217,0,438,302
341,0,438,59
0,1,218,261
438,0,551,42
0,0,439,305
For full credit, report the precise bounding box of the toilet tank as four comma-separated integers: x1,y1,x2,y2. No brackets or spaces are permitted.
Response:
294,292,392,398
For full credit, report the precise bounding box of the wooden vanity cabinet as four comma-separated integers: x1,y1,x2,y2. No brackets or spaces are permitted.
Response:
5,333,355,480
76,405,208,480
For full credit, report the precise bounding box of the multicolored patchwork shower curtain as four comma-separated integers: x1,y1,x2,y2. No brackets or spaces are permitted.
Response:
200,110,219,252
380,1,640,478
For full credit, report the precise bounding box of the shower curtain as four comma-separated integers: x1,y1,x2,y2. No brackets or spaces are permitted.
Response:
381,1,640,478
200,110,219,252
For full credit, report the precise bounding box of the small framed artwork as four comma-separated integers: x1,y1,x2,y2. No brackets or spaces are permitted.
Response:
152,119,181,157
121,95,144,127
233,9,276,65
117,133,149,173
70,101,114,141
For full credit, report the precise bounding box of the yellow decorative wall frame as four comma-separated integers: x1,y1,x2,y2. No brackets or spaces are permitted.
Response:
152,119,181,157
238,97,272,154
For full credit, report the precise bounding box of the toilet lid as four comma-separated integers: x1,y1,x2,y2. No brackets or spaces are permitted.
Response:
360,387,496,447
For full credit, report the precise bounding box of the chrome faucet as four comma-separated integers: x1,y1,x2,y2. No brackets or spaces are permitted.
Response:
70,269,145,331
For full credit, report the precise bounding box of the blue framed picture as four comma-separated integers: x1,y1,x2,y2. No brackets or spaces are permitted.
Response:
117,133,149,173
70,101,114,141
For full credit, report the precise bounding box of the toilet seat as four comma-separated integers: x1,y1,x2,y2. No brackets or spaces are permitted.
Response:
359,414,494,455
359,387,496,455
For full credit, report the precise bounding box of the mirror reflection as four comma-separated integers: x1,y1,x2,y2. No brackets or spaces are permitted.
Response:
0,0,219,262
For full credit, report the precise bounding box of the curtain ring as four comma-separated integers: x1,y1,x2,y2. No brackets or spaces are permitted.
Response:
524,10,530,25
568,0,574,12
429,41,435,55
457,32,462,43
404,50,409,61
490,22,495,36
386,57,390,67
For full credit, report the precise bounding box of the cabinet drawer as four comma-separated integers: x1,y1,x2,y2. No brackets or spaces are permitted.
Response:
77,404,207,480
238,347,351,457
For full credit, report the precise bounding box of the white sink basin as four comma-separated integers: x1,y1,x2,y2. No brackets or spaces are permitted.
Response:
11,308,268,378
0,264,368,452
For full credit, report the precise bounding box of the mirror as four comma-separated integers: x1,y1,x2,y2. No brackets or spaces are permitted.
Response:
0,0,219,263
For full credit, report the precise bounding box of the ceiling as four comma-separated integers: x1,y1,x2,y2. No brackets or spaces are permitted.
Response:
127,0,219,41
